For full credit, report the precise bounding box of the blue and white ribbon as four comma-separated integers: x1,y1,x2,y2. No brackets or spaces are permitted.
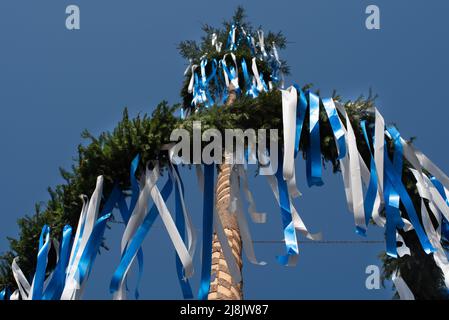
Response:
221,53,240,92
392,270,415,300
360,120,378,228
226,24,237,51
42,225,72,300
61,175,104,300
274,152,299,266
198,164,215,300
307,92,324,187
334,101,366,233
110,176,174,298
30,225,51,300
241,58,259,98
171,164,195,298
383,128,434,255
322,98,346,160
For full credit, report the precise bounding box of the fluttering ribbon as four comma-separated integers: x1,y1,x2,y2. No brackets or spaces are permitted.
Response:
30,225,51,300
172,164,194,298
392,270,415,300
110,177,174,297
42,225,73,300
270,42,284,88
281,86,301,198
230,165,266,266
211,33,222,52
221,53,240,92
334,101,366,234
226,24,237,51
251,58,268,93
307,92,324,187
274,152,299,266
360,120,378,227
410,172,449,288
322,98,346,160
383,127,435,255
61,176,104,300
292,84,307,158
241,58,258,98
236,164,266,224
198,164,215,300
257,30,268,60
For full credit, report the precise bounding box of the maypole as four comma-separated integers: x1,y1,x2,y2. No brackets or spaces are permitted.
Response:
208,84,243,300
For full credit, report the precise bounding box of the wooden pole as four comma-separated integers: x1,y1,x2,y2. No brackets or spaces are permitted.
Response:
207,84,244,300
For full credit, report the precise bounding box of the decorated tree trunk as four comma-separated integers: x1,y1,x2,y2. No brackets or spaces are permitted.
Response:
208,85,244,300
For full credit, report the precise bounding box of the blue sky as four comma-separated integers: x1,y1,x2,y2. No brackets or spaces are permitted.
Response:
1,0,449,299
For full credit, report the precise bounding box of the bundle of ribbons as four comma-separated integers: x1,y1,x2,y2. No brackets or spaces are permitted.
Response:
3,26,449,301
183,24,283,118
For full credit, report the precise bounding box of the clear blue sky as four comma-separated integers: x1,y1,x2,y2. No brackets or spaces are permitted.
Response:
1,0,449,299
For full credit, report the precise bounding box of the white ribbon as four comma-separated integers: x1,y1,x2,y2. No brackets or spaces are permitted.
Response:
211,33,222,52
251,58,265,92
281,86,301,199
61,176,103,300
222,53,239,90
10,290,19,300
183,59,192,76
335,102,366,231
409,167,449,288
230,166,266,265
11,257,30,300
187,65,199,94
236,165,266,223
169,162,197,257
271,42,284,88
265,175,322,240
257,30,268,59
149,173,194,279
396,232,411,257
369,108,386,227
392,270,415,300
113,166,159,300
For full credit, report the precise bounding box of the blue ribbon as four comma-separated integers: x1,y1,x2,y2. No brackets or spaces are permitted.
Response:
42,225,73,300
383,127,406,256
246,34,255,56
110,177,174,296
429,176,449,240
112,154,145,299
172,165,193,299
384,127,435,255
77,212,112,285
226,24,237,51
360,120,378,229
306,92,324,187
241,58,259,98
292,84,307,158
322,98,346,160
221,59,240,94
198,164,215,300
31,225,51,300
275,152,299,266
0,288,7,300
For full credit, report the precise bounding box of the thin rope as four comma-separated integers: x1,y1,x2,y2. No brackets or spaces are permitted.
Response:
253,240,385,244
